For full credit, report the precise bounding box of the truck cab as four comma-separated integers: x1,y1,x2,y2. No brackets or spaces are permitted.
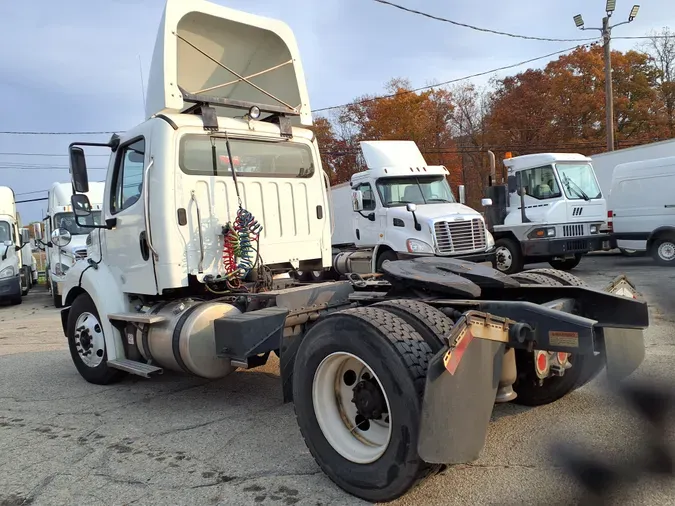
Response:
0,187,31,305
39,182,104,307
486,152,610,274
329,141,495,276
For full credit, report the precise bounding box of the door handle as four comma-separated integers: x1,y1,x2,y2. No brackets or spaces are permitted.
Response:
665,205,675,208
139,231,150,261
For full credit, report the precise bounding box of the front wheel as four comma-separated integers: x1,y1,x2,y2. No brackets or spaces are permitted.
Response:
651,236,675,266
494,238,523,274
67,293,126,385
292,307,438,502
548,254,581,271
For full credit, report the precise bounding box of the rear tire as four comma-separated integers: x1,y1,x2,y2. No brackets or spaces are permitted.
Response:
67,293,126,385
548,254,582,271
494,238,523,274
508,271,604,406
292,307,439,502
650,236,675,266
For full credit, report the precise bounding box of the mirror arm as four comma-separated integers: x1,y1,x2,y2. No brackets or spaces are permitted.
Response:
2,245,8,261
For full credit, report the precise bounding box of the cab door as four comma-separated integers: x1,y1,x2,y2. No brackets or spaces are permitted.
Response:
103,136,158,294
353,182,381,247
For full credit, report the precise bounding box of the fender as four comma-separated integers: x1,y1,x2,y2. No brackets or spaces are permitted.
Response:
60,260,129,362
648,226,675,245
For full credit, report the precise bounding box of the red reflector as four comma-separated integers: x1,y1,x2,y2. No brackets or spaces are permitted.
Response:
536,352,548,373
444,331,474,375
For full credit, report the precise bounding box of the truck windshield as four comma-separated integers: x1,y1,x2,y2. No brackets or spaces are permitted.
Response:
179,135,315,178
555,163,602,200
54,212,102,235
376,176,456,207
0,221,11,242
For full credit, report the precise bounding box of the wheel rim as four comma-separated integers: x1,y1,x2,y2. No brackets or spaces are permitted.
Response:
312,271,322,278
312,352,392,464
74,311,105,368
658,242,675,261
495,246,512,272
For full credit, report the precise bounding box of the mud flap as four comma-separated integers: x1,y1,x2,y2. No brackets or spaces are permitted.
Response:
602,328,645,383
601,274,647,383
417,312,508,464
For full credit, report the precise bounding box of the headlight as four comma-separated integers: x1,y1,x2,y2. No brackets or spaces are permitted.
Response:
0,266,14,279
54,263,70,276
527,227,556,239
486,231,495,249
406,239,434,254
590,224,599,234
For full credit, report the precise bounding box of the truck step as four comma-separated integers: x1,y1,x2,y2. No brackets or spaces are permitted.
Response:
108,312,167,324
108,359,163,378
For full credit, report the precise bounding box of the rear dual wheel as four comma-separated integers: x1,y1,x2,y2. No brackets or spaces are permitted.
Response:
293,303,453,502
508,268,604,406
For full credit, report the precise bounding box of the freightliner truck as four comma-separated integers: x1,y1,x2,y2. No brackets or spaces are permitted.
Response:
57,0,648,501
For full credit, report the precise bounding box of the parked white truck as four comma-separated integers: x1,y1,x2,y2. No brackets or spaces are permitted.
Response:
38,181,105,307
56,0,649,502
486,152,611,274
322,140,495,278
0,187,31,304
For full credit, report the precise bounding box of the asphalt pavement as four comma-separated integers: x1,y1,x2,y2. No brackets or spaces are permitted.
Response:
1,254,675,506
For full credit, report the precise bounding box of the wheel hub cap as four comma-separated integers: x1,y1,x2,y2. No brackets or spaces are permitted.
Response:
496,246,512,271
74,312,105,368
352,378,386,420
659,242,675,261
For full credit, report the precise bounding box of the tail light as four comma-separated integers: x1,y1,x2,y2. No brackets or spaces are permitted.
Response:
607,210,613,232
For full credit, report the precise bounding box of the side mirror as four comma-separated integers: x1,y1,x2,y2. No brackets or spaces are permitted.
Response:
70,146,90,193
32,223,43,241
507,175,517,193
51,228,72,248
481,198,493,207
351,190,364,212
458,185,466,205
71,194,92,217
406,203,417,213
20,228,30,246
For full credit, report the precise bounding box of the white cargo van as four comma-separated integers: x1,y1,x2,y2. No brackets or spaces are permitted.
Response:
609,155,675,265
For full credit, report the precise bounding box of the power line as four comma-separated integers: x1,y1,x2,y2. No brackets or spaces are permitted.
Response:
312,42,598,113
16,189,51,196
0,130,118,135
16,197,48,204
0,152,109,157
372,0,598,43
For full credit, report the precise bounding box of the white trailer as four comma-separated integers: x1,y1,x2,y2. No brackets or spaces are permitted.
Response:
35,181,104,307
317,140,494,279
55,0,648,502
486,152,611,274
0,187,31,304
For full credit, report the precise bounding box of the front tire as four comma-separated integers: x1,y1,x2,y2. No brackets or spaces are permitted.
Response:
292,307,438,502
375,249,398,273
67,293,126,385
494,238,523,274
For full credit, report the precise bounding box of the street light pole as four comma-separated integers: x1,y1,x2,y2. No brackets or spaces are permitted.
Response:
574,2,640,152
602,16,615,151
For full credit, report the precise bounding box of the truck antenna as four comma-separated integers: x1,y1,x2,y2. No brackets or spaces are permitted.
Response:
138,54,146,113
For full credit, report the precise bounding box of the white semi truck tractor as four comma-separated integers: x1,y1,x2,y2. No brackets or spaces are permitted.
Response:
57,0,649,502
485,152,612,274
35,181,105,307
314,140,495,280
0,187,31,304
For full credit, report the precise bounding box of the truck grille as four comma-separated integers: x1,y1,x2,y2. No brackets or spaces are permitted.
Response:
563,224,584,237
565,240,588,251
434,219,487,254
74,249,87,260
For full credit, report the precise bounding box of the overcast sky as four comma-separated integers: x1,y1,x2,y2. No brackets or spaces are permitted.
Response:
1,0,673,222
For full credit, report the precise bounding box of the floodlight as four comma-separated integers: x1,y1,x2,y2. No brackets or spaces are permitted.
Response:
574,14,584,28
629,5,640,21
606,0,617,14
248,105,261,119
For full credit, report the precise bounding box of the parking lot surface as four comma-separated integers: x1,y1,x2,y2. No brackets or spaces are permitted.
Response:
1,254,675,505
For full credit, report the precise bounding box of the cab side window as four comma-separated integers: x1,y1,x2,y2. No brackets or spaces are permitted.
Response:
357,183,376,211
111,138,145,214
517,166,561,200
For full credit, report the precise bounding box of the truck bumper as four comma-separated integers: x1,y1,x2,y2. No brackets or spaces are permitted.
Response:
522,235,612,258
0,275,21,301
417,274,647,464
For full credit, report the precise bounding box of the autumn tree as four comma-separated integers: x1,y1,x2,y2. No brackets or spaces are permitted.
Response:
643,27,675,136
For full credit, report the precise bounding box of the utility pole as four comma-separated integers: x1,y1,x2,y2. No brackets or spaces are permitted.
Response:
574,2,641,152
